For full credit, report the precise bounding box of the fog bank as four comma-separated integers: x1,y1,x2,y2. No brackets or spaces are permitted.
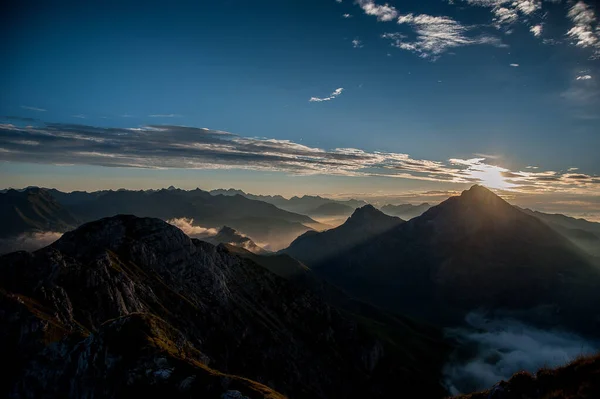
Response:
444,311,599,395
0,231,63,255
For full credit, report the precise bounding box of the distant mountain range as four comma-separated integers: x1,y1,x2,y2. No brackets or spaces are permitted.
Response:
0,188,80,238
380,202,432,220
0,187,321,250
0,215,447,398
519,208,600,257
283,185,600,335
210,188,367,216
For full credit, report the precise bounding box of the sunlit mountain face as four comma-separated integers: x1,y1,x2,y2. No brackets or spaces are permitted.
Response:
1,1,600,398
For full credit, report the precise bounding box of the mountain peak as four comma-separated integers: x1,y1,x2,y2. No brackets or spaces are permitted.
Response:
349,204,378,217
460,184,505,205
218,225,238,236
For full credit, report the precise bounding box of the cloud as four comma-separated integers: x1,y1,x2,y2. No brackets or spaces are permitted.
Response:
567,1,600,58
352,38,363,48
309,87,344,102
576,74,592,80
21,106,47,112
0,231,63,255
149,114,182,118
166,218,219,237
0,122,598,196
447,0,600,58
343,13,352,18
72,114,86,119
383,13,506,58
443,311,599,395
510,63,519,66
530,24,542,37
355,0,398,22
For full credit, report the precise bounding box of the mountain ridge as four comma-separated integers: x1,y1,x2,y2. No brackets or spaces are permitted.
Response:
0,214,448,398
284,185,600,335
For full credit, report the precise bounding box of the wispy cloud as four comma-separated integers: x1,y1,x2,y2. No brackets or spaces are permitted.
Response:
355,0,398,22
21,106,47,112
510,63,519,67
343,13,352,18
383,13,506,59
309,87,344,102
567,1,600,59
452,0,600,58
530,24,543,37
352,38,363,48
576,75,592,80
149,114,182,118
0,122,598,195
72,114,86,119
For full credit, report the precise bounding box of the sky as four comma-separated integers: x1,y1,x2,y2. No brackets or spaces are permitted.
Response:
1,0,599,218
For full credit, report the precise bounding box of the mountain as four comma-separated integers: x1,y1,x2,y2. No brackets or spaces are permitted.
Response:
0,188,79,238
308,202,355,217
0,215,448,398
452,354,600,399
520,208,600,257
286,185,600,334
209,189,367,216
203,226,269,254
380,203,431,220
42,188,320,250
283,205,404,266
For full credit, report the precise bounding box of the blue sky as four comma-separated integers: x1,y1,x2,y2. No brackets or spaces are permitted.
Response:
1,0,599,216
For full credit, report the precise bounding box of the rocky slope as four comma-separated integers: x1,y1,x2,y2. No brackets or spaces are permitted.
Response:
0,215,447,398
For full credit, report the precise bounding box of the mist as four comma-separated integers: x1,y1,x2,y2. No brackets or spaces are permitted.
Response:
166,218,219,238
443,311,599,395
0,231,63,255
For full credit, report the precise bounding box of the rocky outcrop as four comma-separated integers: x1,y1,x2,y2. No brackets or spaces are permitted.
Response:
0,215,447,399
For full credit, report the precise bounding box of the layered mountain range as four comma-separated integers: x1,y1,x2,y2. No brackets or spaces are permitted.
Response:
0,188,320,250
209,189,367,217
2,184,600,397
284,185,600,335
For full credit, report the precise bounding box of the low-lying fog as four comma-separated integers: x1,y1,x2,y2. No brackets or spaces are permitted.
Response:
0,231,63,255
443,311,599,395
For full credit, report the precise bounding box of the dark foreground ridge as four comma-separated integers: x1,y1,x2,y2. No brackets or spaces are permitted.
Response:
452,354,600,399
0,214,447,399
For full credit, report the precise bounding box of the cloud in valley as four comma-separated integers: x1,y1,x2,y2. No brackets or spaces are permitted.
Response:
0,231,63,255
166,218,219,237
444,311,599,395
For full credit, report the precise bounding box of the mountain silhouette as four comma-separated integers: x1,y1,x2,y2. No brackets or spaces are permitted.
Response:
285,185,600,334
282,205,404,265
